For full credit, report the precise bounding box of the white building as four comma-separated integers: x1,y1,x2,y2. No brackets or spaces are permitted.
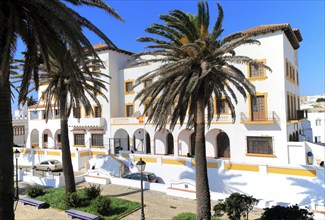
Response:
12,103,28,146
26,23,320,165
20,23,325,211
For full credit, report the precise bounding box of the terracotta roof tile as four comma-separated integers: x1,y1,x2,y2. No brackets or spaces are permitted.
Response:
227,23,302,49
92,43,134,55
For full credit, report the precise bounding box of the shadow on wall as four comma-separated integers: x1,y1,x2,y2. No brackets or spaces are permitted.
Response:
287,169,325,207
179,167,246,195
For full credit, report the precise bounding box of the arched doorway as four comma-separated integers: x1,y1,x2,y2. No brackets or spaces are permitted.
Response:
30,129,39,148
217,132,230,158
167,133,174,155
114,129,130,151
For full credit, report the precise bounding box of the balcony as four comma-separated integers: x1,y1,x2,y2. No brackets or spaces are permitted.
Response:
288,110,308,121
240,111,280,125
69,117,105,128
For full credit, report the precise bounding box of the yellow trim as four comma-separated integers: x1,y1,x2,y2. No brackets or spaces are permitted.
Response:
241,121,275,125
122,153,130,158
125,103,135,117
246,153,277,158
80,151,90,157
34,151,45,155
124,80,135,94
71,153,75,157
162,159,186,166
134,157,157,163
268,167,316,177
211,121,233,125
225,163,259,172
247,59,267,81
191,161,218,168
47,151,61,156
20,150,31,154
91,151,106,156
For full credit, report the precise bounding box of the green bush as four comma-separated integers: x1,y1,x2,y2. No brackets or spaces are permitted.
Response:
26,186,45,198
261,204,313,220
172,212,196,220
213,193,258,220
91,195,111,215
65,192,82,208
84,183,102,200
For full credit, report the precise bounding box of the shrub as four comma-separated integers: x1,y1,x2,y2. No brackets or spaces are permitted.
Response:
84,183,102,200
213,193,258,220
26,186,45,198
172,212,196,220
92,195,111,215
261,204,313,220
65,192,82,208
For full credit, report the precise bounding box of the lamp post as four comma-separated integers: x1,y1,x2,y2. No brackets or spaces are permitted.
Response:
136,158,146,220
14,149,21,201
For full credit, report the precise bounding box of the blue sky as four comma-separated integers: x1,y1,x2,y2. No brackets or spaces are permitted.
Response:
13,0,324,112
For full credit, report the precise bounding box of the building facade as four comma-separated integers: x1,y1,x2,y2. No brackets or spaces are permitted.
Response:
27,23,317,166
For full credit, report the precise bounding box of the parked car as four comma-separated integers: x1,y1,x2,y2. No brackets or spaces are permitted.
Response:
123,172,158,183
33,160,63,172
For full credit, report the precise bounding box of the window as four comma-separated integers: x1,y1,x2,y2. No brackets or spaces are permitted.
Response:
215,98,228,114
54,109,59,116
43,134,48,143
57,134,61,143
125,81,134,93
73,107,81,118
316,119,322,126
249,61,265,78
13,126,25,136
247,136,273,155
85,108,91,117
315,136,321,143
125,104,134,117
286,61,289,77
91,134,103,147
144,79,152,88
94,83,101,96
94,106,101,118
74,134,85,145
144,103,153,117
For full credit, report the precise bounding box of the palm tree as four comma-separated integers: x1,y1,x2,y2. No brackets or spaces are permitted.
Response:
0,1,122,218
134,2,270,219
38,53,108,193
26,96,37,106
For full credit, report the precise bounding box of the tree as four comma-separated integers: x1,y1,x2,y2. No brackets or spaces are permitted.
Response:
0,1,122,219
38,53,108,193
26,96,37,106
133,2,270,219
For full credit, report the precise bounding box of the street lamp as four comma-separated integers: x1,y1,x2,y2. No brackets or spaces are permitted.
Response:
14,149,20,201
136,158,146,220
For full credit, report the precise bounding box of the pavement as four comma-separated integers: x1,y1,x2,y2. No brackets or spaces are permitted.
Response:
15,181,264,220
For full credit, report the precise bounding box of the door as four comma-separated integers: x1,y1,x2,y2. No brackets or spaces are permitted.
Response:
252,95,265,121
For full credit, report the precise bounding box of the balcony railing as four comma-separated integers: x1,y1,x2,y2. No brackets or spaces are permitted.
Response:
240,111,280,124
287,110,308,121
69,117,105,128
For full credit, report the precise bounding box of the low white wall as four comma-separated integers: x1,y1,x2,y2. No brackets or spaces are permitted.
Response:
22,173,84,188
115,152,324,209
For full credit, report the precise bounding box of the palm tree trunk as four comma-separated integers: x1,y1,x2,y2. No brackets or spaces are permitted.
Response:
59,91,76,193
195,99,211,220
0,80,14,219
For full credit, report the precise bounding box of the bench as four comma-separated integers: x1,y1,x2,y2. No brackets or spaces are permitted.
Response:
65,209,101,220
19,197,49,209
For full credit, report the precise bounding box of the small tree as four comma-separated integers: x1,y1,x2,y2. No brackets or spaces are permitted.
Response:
316,97,325,102
261,204,313,220
213,193,258,220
